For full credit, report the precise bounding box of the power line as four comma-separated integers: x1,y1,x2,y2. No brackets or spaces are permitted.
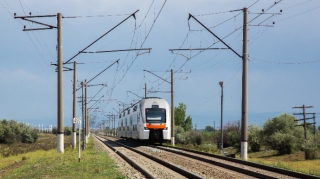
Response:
250,56,320,65
248,0,283,24
248,0,260,8
275,5,320,22
194,9,242,16
195,64,241,107
62,14,131,18
65,10,139,64
190,12,242,31
115,0,167,85
282,0,313,10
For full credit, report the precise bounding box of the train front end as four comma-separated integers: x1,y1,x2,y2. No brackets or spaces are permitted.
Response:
139,98,171,142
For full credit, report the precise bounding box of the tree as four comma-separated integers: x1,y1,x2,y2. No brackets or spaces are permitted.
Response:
64,126,72,135
0,119,38,144
248,125,262,152
263,113,304,154
224,121,241,151
205,126,214,132
175,103,186,126
174,103,193,132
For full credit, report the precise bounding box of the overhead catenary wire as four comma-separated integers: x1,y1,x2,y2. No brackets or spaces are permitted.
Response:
62,14,131,18
275,5,320,22
195,9,242,16
115,0,167,85
248,0,283,24
65,10,139,64
195,64,242,106
250,56,320,65
282,0,313,10
87,59,120,84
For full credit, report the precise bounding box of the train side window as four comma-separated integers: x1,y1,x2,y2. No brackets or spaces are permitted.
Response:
127,109,130,115
133,105,137,112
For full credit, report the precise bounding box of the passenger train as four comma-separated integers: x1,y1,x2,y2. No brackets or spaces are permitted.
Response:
117,97,171,143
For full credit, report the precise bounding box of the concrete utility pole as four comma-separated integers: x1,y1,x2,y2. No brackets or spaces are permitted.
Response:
72,61,77,149
171,69,175,146
57,12,64,153
219,81,224,154
214,121,216,143
241,7,249,161
85,80,88,143
145,83,147,98
81,80,86,150
113,115,116,136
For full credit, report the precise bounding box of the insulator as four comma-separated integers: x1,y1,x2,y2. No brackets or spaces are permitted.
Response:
29,12,31,16
280,9,282,13
14,13,16,16
262,9,264,12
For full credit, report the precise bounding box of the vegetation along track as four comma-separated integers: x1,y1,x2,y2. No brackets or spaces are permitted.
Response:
99,135,320,179
94,135,202,179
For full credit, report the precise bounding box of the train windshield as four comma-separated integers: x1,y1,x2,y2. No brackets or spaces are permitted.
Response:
145,108,166,123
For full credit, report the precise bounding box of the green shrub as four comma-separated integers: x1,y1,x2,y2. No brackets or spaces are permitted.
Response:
189,131,203,146
175,126,188,144
0,119,38,144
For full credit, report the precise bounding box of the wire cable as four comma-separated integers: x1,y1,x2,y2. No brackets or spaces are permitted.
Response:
195,9,242,16
195,64,242,106
275,5,320,22
250,56,320,65
282,0,313,10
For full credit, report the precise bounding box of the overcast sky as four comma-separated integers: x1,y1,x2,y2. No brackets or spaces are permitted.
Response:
1,0,320,129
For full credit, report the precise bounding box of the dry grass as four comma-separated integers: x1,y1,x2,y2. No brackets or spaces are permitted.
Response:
248,150,320,176
0,134,60,158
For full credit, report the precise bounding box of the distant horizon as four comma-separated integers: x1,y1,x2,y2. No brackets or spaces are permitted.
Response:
6,110,319,130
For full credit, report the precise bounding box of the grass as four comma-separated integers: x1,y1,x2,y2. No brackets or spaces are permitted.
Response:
0,134,126,179
248,150,320,176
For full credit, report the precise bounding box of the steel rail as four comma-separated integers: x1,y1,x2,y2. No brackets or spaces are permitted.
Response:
153,145,320,179
94,135,155,179
97,135,203,179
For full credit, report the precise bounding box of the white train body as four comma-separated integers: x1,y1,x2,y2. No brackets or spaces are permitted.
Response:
117,97,171,141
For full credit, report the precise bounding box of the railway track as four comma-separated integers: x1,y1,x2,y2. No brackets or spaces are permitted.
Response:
150,144,320,179
94,135,203,179
98,135,320,179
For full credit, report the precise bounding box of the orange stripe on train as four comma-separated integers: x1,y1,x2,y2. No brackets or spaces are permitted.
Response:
146,123,166,129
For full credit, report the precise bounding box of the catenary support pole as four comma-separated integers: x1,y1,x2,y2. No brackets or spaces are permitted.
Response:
241,7,248,161
57,12,64,153
171,69,175,146
72,61,77,148
145,83,147,98
81,81,85,150
219,81,224,154
78,120,81,162
85,80,88,145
